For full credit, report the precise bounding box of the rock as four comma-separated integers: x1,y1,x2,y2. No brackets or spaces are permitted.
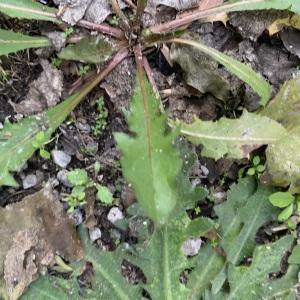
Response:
70,208,83,226
22,174,38,189
181,238,202,256
89,227,102,242
57,169,73,188
107,207,124,224
76,120,91,133
52,150,71,168
200,165,210,177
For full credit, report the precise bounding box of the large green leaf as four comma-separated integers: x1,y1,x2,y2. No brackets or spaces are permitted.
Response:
175,110,286,160
0,72,105,187
115,76,182,225
58,36,118,64
22,228,140,300
0,29,51,56
215,178,278,265
226,235,295,300
0,0,58,22
170,38,271,105
188,178,279,298
261,76,300,193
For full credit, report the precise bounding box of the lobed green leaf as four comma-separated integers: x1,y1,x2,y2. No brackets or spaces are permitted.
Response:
115,76,182,225
175,110,286,160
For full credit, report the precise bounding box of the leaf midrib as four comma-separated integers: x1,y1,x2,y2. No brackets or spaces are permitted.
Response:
0,2,56,18
180,128,280,143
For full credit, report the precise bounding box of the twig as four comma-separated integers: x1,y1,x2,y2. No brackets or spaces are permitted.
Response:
77,19,124,39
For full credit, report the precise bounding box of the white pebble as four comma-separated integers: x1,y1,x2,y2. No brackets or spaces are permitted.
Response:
89,227,102,242
107,207,124,224
181,238,202,256
22,174,38,189
52,150,71,168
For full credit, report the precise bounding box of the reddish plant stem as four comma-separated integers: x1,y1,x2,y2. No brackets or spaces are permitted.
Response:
70,47,129,94
77,19,124,39
142,56,160,99
124,0,137,9
148,2,228,34
132,0,147,31
110,0,130,30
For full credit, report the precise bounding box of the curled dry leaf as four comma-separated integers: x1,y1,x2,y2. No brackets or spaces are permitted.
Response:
10,60,63,116
0,184,83,300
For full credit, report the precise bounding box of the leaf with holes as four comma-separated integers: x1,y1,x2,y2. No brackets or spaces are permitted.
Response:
0,29,51,56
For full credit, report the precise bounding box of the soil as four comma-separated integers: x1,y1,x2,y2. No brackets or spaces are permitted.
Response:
1,2,300,297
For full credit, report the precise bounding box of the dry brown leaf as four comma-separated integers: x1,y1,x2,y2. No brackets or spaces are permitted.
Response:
0,184,83,300
10,60,63,116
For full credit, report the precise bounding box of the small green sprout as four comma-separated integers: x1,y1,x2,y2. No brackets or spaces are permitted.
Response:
96,184,114,206
63,168,114,212
51,57,62,68
32,131,50,159
108,15,120,26
246,155,265,177
269,191,300,224
64,27,74,37
78,64,90,76
92,96,108,137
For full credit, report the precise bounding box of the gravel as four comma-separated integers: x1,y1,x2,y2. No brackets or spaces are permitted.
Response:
107,207,124,224
52,150,71,168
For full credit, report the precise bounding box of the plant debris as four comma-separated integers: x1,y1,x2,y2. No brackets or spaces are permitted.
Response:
0,184,83,299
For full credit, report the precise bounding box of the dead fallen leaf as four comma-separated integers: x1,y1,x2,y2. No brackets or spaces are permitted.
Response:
85,0,127,25
54,0,93,25
10,60,63,116
0,184,83,300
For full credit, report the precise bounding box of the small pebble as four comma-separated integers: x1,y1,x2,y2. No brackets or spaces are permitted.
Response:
57,169,73,188
76,120,91,133
181,238,202,256
22,174,38,189
107,207,124,224
52,150,71,168
89,227,102,242
70,208,83,226
200,165,209,176
191,178,201,187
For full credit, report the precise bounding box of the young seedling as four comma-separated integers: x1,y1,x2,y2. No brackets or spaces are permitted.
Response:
246,155,265,177
63,168,114,212
269,191,300,227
